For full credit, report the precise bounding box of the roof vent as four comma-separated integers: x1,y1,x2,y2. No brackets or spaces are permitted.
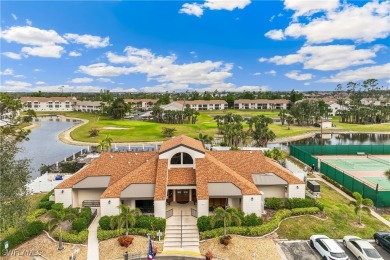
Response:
249,151,253,154
128,161,131,164
110,155,114,158
135,153,138,155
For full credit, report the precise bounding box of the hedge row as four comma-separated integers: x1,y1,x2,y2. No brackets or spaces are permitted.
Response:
197,213,263,232
265,197,324,211
26,209,47,223
53,230,89,244
99,215,166,231
97,228,159,241
321,175,354,197
0,221,46,252
199,207,320,240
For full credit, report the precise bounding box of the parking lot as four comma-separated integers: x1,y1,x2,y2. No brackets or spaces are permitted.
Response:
277,240,390,260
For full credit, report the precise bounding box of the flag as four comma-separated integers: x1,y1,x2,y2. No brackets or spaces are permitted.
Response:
147,237,155,260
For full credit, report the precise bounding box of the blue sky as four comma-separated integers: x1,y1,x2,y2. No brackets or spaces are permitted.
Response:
1,0,389,93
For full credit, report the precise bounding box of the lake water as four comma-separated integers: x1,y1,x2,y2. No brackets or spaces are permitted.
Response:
288,133,390,145
17,118,84,179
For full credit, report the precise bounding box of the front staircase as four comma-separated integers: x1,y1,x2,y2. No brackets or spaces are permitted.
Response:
163,203,200,255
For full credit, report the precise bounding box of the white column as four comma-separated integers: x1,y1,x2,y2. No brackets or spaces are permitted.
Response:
189,189,192,202
173,190,176,202
154,200,166,218
197,199,209,217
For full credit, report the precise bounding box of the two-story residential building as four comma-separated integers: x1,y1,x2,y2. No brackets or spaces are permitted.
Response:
174,100,228,110
54,135,304,218
305,98,350,116
20,97,77,112
74,101,105,112
234,99,289,110
124,99,158,111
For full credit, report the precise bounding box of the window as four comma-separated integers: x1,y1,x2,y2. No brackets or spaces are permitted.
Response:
170,152,193,165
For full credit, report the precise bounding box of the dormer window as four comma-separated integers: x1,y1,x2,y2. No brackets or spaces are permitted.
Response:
170,152,193,165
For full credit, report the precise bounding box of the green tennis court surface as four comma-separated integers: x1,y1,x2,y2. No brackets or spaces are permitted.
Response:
322,158,390,171
361,177,390,190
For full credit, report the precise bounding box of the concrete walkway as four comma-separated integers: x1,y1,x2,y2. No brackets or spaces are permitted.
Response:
87,209,101,260
308,175,390,228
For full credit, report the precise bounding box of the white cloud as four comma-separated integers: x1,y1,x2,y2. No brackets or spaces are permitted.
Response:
263,45,380,71
304,82,310,86
284,0,339,18
64,33,109,48
204,0,251,11
110,87,138,92
11,13,17,20
264,29,285,40
69,51,81,57
269,15,275,22
21,44,64,58
285,70,313,81
97,78,115,83
235,85,269,92
0,26,67,45
253,72,261,76
26,19,32,26
4,80,31,89
258,57,267,62
237,66,243,70
317,63,390,83
0,68,14,76
80,46,234,87
179,3,204,17
14,75,25,78
70,77,94,84
35,81,46,85
34,69,44,72
284,1,390,43
265,70,277,76
2,52,22,59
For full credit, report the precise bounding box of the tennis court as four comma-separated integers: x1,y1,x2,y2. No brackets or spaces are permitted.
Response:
318,154,390,191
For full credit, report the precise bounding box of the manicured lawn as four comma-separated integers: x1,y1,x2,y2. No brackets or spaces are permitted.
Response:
277,181,390,240
382,214,390,222
330,117,390,132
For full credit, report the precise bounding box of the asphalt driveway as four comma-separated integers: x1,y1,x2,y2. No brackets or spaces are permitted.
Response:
277,240,390,260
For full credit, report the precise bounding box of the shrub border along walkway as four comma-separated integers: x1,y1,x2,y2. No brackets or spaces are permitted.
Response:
199,207,321,241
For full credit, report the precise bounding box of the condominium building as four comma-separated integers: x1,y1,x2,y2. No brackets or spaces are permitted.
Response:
234,99,289,110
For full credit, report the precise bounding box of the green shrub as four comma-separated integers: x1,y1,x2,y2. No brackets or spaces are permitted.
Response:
99,216,111,230
315,201,325,211
40,190,54,202
38,201,54,210
243,213,263,226
53,230,88,244
0,221,46,251
26,208,47,223
286,198,316,209
26,221,46,236
135,216,166,231
197,216,212,232
72,217,89,232
265,198,286,209
51,203,64,211
291,207,320,216
80,207,92,220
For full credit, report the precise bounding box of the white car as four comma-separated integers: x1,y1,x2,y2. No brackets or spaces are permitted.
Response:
309,235,349,260
343,236,383,260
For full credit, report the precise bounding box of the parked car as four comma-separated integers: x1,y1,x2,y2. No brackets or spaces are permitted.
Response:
374,231,390,253
343,235,383,260
309,235,349,260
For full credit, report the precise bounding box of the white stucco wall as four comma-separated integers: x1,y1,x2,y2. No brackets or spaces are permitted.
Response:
100,198,120,216
242,195,262,216
154,200,166,218
54,188,73,208
76,189,105,207
197,199,209,217
258,186,286,198
287,184,305,199
227,198,241,209
159,146,205,169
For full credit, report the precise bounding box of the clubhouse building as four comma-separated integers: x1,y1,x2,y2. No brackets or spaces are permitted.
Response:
55,135,304,218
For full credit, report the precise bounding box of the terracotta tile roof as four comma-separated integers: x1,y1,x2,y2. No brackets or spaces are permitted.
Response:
175,100,227,105
195,153,260,200
234,99,289,104
154,160,168,200
168,168,196,186
101,154,159,198
20,97,77,102
159,135,205,154
56,152,158,189
208,151,304,185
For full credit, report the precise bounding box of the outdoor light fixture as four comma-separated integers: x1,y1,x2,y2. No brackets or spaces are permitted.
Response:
296,185,299,189
61,190,64,194
108,200,111,204
251,197,253,201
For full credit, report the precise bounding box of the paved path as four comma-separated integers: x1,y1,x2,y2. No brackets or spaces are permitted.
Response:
87,209,101,260
308,175,390,228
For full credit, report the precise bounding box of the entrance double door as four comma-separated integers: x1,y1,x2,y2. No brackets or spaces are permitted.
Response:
167,189,197,203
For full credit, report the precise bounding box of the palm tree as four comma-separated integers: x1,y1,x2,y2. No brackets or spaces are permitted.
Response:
47,209,76,250
115,205,142,236
210,207,241,237
103,134,113,151
350,192,373,225
385,169,390,181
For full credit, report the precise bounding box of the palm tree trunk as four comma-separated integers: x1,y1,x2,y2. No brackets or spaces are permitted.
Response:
223,218,226,237
126,220,129,236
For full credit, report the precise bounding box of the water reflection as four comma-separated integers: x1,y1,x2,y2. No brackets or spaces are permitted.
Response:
289,133,390,146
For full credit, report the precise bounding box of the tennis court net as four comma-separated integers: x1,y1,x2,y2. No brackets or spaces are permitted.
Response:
367,155,390,167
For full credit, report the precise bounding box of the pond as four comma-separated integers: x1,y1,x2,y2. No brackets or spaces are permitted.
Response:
288,133,390,145
17,117,84,179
